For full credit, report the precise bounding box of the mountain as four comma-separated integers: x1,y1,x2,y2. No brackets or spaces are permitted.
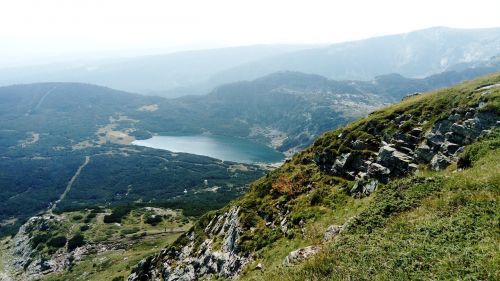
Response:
162,63,500,153
0,27,499,97
127,73,500,280
210,27,500,85
0,45,311,98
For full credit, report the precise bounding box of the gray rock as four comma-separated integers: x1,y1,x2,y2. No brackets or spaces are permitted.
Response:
129,206,250,281
425,131,445,147
331,152,368,179
377,145,416,177
431,153,451,171
440,141,460,155
350,179,378,196
367,162,390,182
283,246,321,266
331,153,351,175
445,131,467,145
414,143,433,163
450,123,468,136
323,225,343,242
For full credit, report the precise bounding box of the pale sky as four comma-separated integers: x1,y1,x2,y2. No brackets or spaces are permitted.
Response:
1,0,500,66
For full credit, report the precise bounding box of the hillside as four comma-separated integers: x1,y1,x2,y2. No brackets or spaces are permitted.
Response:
168,64,500,153
128,74,500,280
0,83,265,237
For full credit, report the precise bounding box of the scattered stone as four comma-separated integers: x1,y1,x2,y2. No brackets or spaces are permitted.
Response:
323,225,343,242
283,246,321,266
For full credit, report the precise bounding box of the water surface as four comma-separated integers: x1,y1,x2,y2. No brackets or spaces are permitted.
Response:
132,135,284,164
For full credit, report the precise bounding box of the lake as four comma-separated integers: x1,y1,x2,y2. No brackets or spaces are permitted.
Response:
131,135,285,164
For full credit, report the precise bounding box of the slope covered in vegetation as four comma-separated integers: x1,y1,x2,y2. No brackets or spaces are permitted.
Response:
129,74,500,280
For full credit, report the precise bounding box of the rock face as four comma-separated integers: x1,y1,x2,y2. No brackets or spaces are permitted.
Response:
6,214,128,280
128,207,249,281
8,215,69,280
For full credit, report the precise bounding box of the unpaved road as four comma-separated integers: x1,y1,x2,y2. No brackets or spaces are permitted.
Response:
50,156,90,211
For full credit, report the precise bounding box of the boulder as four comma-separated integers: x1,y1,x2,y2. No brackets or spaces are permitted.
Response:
283,246,320,266
330,153,351,175
425,131,445,147
367,163,390,182
323,225,343,242
431,153,451,171
350,179,378,196
377,145,416,177
444,131,467,145
450,123,468,136
331,152,368,178
440,141,460,155
414,143,433,163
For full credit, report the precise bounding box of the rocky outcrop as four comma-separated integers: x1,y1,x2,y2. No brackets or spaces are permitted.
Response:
128,207,249,281
8,215,68,280
6,214,128,281
316,105,499,196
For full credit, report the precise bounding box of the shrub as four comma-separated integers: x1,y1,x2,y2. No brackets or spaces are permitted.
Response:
47,235,67,248
67,233,85,251
72,214,83,221
144,215,163,226
103,205,132,224
31,233,49,248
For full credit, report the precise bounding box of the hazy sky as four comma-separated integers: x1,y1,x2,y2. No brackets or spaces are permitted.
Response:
1,0,500,66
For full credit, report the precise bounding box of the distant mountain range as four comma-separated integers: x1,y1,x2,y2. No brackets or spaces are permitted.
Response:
0,27,499,97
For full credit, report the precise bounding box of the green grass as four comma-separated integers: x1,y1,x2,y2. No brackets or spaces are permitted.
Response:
241,133,500,280
231,74,500,280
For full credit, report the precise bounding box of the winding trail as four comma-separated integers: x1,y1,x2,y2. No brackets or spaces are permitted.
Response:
50,156,90,211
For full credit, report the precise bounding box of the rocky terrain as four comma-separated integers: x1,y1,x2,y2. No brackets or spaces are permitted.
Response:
127,74,500,280
0,208,193,280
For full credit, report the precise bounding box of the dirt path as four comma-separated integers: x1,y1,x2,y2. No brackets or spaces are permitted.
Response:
27,86,58,115
50,156,90,211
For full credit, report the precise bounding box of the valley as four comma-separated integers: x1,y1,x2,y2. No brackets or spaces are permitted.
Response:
0,27,499,280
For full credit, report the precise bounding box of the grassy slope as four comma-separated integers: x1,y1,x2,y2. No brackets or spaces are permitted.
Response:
245,133,500,280
215,73,500,280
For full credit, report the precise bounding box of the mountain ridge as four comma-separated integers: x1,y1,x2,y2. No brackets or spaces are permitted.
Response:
1,27,499,97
